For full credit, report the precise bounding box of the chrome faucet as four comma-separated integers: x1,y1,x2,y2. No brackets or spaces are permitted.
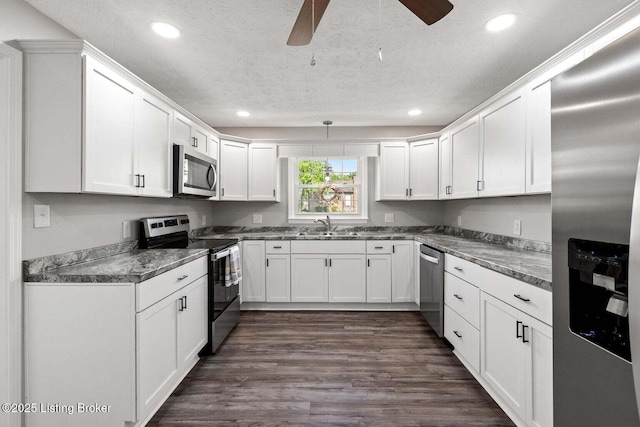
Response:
314,215,331,233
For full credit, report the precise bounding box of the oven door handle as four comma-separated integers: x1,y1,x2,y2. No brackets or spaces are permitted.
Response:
213,249,231,260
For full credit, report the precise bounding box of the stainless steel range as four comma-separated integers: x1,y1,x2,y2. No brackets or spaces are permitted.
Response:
139,215,240,354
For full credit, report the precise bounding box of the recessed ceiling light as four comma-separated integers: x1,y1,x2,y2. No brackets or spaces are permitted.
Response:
484,14,517,32
408,109,422,116
151,22,181,39
237,110,250,117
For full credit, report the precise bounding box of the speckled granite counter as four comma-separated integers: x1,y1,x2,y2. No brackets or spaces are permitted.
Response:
24,248,209,283
197,228,552,291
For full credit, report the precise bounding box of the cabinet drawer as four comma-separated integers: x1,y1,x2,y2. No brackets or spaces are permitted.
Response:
444,272,480,328
444,254,485,282
366,240,392,254
137,256,208,312
291,240,366,254
445,306,480,373
266,240,291,254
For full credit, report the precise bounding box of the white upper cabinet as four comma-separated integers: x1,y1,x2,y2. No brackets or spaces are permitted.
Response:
450,117,480,199
219,140,249,201
248,143,279,201
173,111,209,156
438,133,451,199
409,139,439,200
83,56,138,195
377,141,410,200
135,91,173,197
209,134,220,161
478,89,526,197
377,140,438,201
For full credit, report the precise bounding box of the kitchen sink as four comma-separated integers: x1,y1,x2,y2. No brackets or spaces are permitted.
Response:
295,231,361,237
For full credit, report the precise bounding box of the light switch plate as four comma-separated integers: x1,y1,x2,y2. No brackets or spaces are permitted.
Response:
33,204,50,228
122,221,131,239
457,216,462,227
513,219,522,236
253,214,263,224
384,213,395,223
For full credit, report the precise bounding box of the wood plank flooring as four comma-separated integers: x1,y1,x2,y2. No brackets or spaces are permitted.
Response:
149,311,514,426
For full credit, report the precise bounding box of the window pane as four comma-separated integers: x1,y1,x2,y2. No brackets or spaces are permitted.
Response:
296,187,358,214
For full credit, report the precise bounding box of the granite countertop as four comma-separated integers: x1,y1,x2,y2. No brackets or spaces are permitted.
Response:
24,249,209,283
198,230,552,291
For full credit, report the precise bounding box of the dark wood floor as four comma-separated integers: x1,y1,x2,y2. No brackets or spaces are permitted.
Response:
149,311,514,426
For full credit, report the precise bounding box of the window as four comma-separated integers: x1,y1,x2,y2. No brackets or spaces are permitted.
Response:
288,158,368,222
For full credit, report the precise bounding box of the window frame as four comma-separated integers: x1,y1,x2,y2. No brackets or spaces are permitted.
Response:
287,157,368,223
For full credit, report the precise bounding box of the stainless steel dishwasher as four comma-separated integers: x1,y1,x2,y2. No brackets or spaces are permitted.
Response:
419,244,444,337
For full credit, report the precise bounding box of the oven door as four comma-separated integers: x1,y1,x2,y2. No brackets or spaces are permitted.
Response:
173,144,217,198
211,246,240,320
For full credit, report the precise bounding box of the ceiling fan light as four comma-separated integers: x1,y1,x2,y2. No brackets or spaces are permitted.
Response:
151,22,181,39
408,109,422,116
484,14,517,32
237,110,250,117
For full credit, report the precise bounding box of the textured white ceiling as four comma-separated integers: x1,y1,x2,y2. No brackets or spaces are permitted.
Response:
25,0,635,127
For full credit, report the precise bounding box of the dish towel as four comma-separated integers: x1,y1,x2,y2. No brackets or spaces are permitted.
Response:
225,246,242,287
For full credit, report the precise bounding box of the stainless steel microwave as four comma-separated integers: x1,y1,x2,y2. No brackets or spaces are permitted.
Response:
173,144,217,198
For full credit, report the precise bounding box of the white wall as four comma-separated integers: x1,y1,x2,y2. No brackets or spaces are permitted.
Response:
0,0,76,42
443,194,552,242
210,158,444,227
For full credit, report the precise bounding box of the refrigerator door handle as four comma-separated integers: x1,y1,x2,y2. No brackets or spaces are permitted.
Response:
629,155,640,416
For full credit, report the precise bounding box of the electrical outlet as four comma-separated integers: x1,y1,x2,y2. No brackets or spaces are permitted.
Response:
384,213,395,223
202,215,207,226
513,219,522,236
33,204,50,228
457,216,462,227
253,214,263,224
122,221,131,239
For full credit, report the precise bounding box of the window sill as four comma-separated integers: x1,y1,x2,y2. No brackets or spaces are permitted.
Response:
288,216,369,225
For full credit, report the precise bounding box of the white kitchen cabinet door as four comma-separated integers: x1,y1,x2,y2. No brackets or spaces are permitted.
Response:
409,138,439,200
241,241,266,302
367,255,392,303
291,254,328,302
377,141,409,200
439,133,451,199
450,117,480,199
266,254,291,302
479,89,526,197
391,241,415,302
177,277,208,369
137,293,179,421
480,292,527,421
249,143,279,201
328,254,367,303
173,112,208,155
220,140,249,200
526,81,552,194
83,56,137,195
136,91,172,197
209,134,220,161
525,316,553,427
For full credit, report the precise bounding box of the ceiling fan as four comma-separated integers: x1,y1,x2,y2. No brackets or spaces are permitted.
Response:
286,0,454,46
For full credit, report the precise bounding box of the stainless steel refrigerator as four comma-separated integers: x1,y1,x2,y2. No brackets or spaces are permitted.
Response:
552,26,640,426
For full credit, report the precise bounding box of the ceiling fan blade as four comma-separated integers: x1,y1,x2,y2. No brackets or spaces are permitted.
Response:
398,0,453,25
287,0,330,46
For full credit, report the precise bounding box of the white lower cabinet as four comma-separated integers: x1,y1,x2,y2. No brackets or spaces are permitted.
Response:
291,254,329,302
328,255,367,303
391,241,415,302
266,254,291,302
480,292,553,427
241,241,266,302
25,256,208,427
367,254,392,302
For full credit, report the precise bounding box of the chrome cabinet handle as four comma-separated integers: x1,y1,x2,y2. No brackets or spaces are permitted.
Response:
178,297,184,312
273,189,276,197
454,266,463,272
514,294,531,302
266,258,269,267
135,174,141,188
453,331,462,338
516,320,523,339
522,325,529,343
409,188,413,196
367,259,370,267
183,295,187,310
141,174,145,188
177,274,188,281
273,246,282,249
453,294,463,300
374,246,383,249
477,180,484,191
